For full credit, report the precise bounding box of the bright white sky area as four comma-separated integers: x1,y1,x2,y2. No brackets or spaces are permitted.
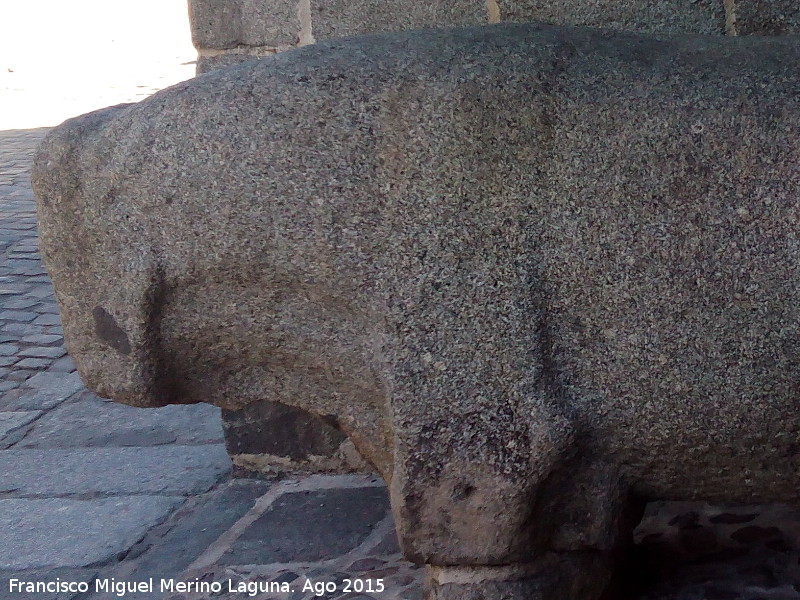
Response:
0,0,196,130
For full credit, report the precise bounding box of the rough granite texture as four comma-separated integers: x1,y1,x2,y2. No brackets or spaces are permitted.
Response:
190,0,800,483
32,25,800,599
196,53,271,75
733,0,800,35
496,0,727,34
189,0,303,49
309,0,486,40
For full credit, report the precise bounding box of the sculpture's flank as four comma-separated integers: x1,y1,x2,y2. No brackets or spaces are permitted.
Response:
32,25,800,599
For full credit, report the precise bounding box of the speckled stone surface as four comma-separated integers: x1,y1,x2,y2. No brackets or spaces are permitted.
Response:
196,53,271,75
497,0,727,34
308,0,486,40
32,24,800,599
189,0,303,49
734,0,800,35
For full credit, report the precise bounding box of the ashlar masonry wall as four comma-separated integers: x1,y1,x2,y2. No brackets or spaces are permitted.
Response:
190,0,800,74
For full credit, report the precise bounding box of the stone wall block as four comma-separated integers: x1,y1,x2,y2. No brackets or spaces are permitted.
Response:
734,0,800,35
190,0,303,50
241,0,304,47
495,0,727,35
189,0,244,49
310,0,487,40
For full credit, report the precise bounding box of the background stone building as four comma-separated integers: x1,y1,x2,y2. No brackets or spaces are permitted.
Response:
190,0,799,75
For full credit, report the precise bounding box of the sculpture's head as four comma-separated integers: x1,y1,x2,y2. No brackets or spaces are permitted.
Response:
32,105,165,408
32,104,394,475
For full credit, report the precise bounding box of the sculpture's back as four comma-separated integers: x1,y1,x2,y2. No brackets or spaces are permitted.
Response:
32,24,800,599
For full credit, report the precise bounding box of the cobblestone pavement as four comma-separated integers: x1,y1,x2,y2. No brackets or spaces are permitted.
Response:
3,128,800,600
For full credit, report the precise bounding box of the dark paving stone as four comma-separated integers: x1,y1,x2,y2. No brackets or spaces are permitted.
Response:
0,311,37,323
87,480,273,600
26,285,54,299
37,304,62,315
0,497,182,569
46,355,76,373
222,401,345,460
709,513,759,525
0,343,19,356
371,528,402,555
731,526,783,545
31,314,61,326
16,358,52,369
19,334,62,345
1,371,83,410
7,369,33,381
669,511,701,530
0,410,40,448
220,487,390,564
19,346,66,359
348,558,387,571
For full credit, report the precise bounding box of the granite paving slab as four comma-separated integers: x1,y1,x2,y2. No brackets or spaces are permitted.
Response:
17,393,224,448
0,410,40,445
1,371,83,411
0,497,182,569
171,477,423,600
0,445,231,496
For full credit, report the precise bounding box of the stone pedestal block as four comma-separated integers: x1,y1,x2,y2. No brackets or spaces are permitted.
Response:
222,402,370,476
190,0,739,77
425,554,617,600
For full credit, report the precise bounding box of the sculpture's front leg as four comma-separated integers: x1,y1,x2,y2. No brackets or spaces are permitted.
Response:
389,399,642,599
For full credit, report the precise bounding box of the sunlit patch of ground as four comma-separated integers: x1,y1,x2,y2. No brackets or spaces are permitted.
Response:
0,0,196,130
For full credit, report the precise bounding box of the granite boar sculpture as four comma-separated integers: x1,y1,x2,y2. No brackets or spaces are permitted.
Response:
32,23,800,600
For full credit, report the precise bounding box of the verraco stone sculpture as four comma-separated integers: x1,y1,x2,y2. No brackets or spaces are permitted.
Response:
32,24,800,599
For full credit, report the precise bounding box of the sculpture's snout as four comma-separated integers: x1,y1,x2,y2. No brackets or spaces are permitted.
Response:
32,105,173,408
